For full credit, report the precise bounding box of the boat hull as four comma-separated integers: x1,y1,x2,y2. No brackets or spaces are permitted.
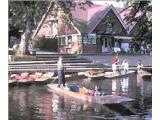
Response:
47,84,133,104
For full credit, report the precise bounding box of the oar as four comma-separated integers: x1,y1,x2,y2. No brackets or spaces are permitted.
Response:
51,76,57,84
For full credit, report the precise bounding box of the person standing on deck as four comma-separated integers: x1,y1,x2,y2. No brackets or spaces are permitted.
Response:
112,53,119,65
121,59,129,75
137,60,143,73
57,56,66,87
112,54,119,75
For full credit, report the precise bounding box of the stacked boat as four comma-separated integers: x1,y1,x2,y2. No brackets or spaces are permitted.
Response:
79,70,135,80
9,72,54,86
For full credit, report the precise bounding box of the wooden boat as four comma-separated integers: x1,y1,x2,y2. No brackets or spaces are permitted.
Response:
9,72,55,86
88,73,105,79
104,70,135,79
78,70,105,79
34,72,54,84
17,77,35,85
11,73,35,85
86,70,105,76
142,74,152,79
29,72,43,80
138,70,152,80
88,70,135,79
35,77,53,84
47,84,134,104
9,79,17,87
9,74,18,86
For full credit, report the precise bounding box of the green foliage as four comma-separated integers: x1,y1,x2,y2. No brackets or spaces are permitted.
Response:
9,0,93,32
9,1,50,31
34,37,58,51
124,1,152,44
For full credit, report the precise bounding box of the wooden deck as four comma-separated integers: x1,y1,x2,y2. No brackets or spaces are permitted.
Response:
80,70,135,80
104,71,135,79
47,84,134,104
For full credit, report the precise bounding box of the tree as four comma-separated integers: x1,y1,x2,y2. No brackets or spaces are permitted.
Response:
124,1,152,44
9,1,50,55
9,0,93,55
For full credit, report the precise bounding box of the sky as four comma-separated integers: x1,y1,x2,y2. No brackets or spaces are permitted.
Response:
91,0,126,7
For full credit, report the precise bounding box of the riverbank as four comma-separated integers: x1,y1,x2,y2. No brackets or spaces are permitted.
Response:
9,52,152,73
80,54,152,67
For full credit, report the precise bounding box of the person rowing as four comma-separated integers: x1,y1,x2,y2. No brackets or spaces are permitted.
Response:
57,56,66,88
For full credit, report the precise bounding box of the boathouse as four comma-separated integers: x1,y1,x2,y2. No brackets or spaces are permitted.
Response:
32,2,144,54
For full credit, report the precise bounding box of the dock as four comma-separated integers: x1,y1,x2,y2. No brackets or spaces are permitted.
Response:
79,70,135,80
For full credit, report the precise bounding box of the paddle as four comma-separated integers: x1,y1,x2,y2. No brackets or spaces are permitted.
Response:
51,76,57,84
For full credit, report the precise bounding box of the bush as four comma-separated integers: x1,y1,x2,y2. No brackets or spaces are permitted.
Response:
33,37,58,51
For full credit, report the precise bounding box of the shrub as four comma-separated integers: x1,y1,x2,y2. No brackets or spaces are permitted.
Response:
33,37,58,51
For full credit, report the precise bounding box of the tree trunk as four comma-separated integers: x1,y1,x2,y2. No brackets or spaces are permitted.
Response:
18,20,32,56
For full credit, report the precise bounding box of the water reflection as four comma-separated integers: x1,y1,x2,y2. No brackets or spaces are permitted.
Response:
137,74,144,87
51,94,120,119
121,77,129,95
125,75,152,118
9,85,54,120
112,77,129,96
51,94,68,120
9,74,152,120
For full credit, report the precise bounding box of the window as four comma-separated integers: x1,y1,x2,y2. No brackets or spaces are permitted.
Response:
83,36,87,44
115,40,121,47
52,21,58,36
57,36,72,45
82,34,96,44
87,34,96,44
105,22,113,34
68,36,72,43
57,37,61,45
77,35,82,43
61,37,66,45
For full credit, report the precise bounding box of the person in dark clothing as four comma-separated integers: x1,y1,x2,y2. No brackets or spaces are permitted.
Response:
61,67,66,87
57,56,66,87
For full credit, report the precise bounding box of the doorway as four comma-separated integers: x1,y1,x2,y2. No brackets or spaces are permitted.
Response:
102,38,108,52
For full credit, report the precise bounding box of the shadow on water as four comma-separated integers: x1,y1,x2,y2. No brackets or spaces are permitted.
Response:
105,103,136,116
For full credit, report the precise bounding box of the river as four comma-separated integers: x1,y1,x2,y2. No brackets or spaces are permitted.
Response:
9,74,152,120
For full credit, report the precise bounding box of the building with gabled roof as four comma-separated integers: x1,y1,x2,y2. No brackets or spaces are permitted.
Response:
32,2,145,54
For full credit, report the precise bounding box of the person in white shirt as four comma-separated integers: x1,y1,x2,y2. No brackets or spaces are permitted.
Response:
121,59,129,75
112,63,117,76
57,56,66,87
137,60,143,73
94,85,103,96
